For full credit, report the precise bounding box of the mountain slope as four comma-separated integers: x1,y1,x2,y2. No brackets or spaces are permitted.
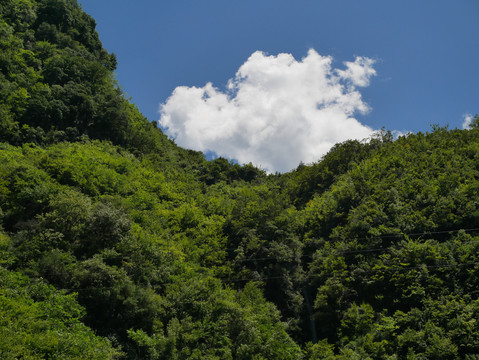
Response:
1,1,479,359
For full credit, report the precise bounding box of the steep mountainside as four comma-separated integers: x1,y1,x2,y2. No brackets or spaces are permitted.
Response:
1,1,479,359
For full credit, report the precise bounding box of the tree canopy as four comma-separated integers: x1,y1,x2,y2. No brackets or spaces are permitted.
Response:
1,0,479,358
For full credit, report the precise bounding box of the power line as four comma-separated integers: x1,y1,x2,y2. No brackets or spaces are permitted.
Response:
27,260,479,292
7,229,479,293
178,227,479,255
221,261,479,283
321,227,479,244
212,227,479,256
230,234,479,262
12,230,479,278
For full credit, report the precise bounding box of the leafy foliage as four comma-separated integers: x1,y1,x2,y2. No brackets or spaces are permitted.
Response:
1,1,479,358
0,267,122,358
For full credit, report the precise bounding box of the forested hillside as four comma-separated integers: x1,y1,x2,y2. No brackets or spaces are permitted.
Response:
1,1,479,359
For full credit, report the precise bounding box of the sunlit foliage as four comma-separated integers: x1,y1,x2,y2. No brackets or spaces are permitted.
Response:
1,0,479,358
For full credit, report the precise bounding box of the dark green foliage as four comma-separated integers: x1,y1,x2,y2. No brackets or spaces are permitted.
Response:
1,1,479,358
0,0,170,156
0,139,300,357
280,129,393,208
129,280,302,359
0,267,122,358
199,157,265,185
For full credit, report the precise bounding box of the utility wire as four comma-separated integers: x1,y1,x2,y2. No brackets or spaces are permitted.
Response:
7,229,479,293
230,235,479,262
329,227,479,242
27,260,479,292
203,227,479,257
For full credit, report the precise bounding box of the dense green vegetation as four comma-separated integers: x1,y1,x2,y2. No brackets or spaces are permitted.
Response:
1,0,479,358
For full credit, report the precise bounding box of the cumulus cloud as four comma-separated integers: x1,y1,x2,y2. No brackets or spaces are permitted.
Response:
159,49,377,173
462,114,473,129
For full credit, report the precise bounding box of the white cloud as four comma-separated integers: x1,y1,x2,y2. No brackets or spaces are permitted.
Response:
391,130,411,139
159,49,377,173
462,114,473,129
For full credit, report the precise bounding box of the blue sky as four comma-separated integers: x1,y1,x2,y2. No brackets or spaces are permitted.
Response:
79,0,478,172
